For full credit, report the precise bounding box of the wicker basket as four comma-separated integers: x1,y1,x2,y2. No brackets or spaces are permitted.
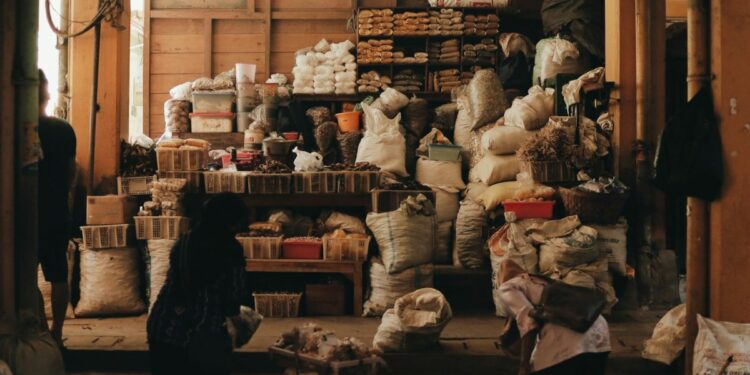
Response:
81,224,131,249
519,160,578,184
157,171,203,193
204,172,248,194
134,216,190,240
247,173,292,194
117,176,156,196
559,188,630,224
322,235,371,261
236,236,282,259
156,148,207,171
253,293,302,318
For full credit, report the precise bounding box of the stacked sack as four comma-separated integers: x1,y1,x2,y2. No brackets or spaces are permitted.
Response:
429,39,460,64
431,69,461,93
463,39,498,66
464,13,500,36
357,39,394,64
357,71,392,93
427,9,464,36
392,69,424,93
292,39,357,95
504,85,555,131
393,11,430,36
357,8,394,37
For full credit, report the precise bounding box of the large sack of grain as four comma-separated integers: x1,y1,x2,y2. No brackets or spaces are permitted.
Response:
468,119,501,169
371,88,409,119
503,86,555,131
403,96,432,137
435,221,453,264
454,98,473,171
416,158,465,190
693,315,750,374
364,259,434,317
538,226,600,272
373,289,452,353
147,240,176,310
454,199,487,269
366,195,437,274
642,304,686,365
75,247,146,317
590,218,628,275
465,70,508,130
469,154,520,185
357,103,407,176
481,125,536,155
476,180,524,212
430,186,460,222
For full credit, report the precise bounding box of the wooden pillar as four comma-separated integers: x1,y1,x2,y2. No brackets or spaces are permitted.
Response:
69,0,130,192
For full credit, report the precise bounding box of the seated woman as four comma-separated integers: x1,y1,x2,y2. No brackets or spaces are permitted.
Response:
498,259,611,375
147,193,249,375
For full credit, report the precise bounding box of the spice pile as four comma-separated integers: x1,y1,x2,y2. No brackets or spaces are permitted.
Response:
428,9,464,37
357,39,394,65
357,9,394,37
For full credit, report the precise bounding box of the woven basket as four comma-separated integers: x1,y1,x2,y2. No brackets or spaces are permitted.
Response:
559,188,629,224
519,160,578,183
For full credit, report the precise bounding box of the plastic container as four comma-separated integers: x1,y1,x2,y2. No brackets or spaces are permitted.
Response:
247,173,292,194
157,171,203,192
237,96,257,112
282,132,299,141
81,224,131,249
134,216,190,240
203,171,248,194
335,111,361,133
189,112,234,133
236,82,257,98
235,63,257,83
253,293,301,318
117,176,156,196
156,148,208,171
282,237,323,259
428,144,462,162
237,112,251,132
236,236,283,259
191,91,235,113
502,201,555,219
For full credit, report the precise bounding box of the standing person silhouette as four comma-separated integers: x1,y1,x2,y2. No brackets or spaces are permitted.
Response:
37,69,77,346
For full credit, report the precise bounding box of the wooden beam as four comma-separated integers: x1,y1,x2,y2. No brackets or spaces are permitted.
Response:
144,0,151,136
271,10,352,20
264,0,271,80
150,9,264,19
667,0,687,19
247,0,255,14
204,17,213,77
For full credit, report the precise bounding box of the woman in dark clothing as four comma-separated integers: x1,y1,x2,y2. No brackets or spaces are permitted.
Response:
147,193,249,375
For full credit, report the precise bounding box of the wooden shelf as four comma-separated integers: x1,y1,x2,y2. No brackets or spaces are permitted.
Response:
240,193,372,209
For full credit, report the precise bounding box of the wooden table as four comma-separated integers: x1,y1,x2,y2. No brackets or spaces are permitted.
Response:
246,259,364,316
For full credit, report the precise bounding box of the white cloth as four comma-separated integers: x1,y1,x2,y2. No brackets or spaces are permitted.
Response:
499,274,611,372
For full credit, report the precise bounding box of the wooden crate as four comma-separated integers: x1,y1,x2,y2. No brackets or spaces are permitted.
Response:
247,173,292,194
292,172,336,194
252,293,301,318
322,235,370,262
157,171,203,193
204,171,248,194
236,236,283,259
371,189,436,213
117,176,156,196
134,216,190,240
81,224,131,249
156,148,207,171
305,284,346,316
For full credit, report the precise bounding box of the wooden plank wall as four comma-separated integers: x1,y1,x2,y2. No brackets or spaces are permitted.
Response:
145,0,359,138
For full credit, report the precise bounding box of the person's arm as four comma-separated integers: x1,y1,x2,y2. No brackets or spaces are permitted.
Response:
499,277,541,375
518,329,538,375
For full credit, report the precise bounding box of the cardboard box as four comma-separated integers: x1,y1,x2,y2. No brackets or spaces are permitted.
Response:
305,284,346,316
86,195,137,225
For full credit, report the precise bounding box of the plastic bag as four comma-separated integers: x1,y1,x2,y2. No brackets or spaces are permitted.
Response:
642,304,686,365
371,88,409,119
465,69,508,130
693,315,750,374
75,247,146,317
356,104,407,176
169,81,192,100
292,147,323,172
590,218,628,275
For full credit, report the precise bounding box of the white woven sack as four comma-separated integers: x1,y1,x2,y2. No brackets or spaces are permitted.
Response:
416,158,465,190
363,260,434,317
469,154,520,185
366,207,436,274
642,304,686,365
693,315,750,374
590,218,628,275
75,247,146,317
480,125,536,155
148,240,176,310
357,103,407,176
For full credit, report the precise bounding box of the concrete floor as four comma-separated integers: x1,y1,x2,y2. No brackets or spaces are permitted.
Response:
60,310,672,375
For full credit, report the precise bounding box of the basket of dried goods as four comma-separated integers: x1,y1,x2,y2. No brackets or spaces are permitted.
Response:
559,177,629,224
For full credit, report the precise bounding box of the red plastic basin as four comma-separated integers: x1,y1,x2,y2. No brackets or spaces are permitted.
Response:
282,239,322,259
502,201,555,219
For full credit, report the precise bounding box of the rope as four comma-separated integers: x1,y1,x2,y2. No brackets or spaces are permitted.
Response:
45,0,125,39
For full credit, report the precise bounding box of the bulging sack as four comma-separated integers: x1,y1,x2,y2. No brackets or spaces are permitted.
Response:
470,154,520,185
465,69,508,130
693,315,750,374
642,304,686,365
364,259,434,317
75,247,146,317
454,199,487,269
504,86,555,131
147,240,176,310
481,125,536,155
357,104,407,176
590,218,628,275
416,158,465,190
430,185,460,223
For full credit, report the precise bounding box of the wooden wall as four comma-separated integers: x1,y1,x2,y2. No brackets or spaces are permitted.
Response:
145,0,359,138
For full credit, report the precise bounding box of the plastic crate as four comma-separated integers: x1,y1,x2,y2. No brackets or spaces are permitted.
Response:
247,173,292,194
157,171,203,193
322,235,371,261
204,172,248,194
81,224,131,249
117,176,156,196
331,171,381,194
236,236,282,259
252,293,302,318
190,112,234,133
292,172,336,194
191,91,234,113
134,216,190,240
502,201,555,219
156,148,207,171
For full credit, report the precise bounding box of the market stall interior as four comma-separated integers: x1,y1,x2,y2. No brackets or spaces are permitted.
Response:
41,0,678,374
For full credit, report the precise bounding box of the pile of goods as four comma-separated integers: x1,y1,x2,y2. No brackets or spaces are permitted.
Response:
393,51,429,64
463,39,498,66
373,288,452,352
393,11,430,36
120,139,156,177
274,323,376,362
391,69,424,93
464,13,500,36
292,39,357,95
357,8,394,37
429,39,460,64
357,39,394,65
139,178,187,217
428,9,464,36
357,71,392,93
